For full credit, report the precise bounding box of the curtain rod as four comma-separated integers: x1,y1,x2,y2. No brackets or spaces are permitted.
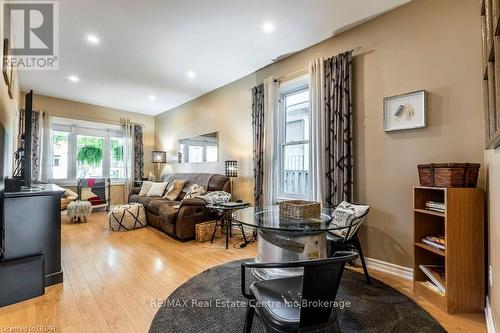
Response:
274,46,362,83
47,113,145,127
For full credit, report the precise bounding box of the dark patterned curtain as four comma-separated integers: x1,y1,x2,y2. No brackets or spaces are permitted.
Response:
133,125,144,180
324,51,354,206
252,84,265,206
18,109,41,182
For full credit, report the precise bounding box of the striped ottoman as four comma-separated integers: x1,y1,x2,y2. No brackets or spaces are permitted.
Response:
108,203,147,231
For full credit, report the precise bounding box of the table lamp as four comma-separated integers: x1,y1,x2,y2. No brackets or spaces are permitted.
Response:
152,151,167,180
225,160,238,196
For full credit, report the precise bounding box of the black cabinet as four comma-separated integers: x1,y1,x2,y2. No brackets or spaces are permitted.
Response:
1,184,64,296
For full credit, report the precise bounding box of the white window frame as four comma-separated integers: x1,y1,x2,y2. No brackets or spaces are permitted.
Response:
277,75,311,200
49,118,124,185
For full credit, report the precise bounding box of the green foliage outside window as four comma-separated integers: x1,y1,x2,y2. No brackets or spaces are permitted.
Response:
77,136,103,166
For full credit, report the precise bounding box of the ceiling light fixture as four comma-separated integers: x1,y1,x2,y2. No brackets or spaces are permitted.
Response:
187,70,196,79
262,22,275,33
86,34,100,44
149,95,156,101
68,75,80,83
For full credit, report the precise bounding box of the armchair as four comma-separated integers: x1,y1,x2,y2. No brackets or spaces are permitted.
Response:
241,251,358,333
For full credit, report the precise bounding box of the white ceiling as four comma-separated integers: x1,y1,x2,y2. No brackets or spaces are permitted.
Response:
19,0,411,116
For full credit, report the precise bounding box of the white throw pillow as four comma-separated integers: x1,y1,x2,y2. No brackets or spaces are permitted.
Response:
146,182,168,197
138,181,154,196
330,201,369,239
184,184,205,199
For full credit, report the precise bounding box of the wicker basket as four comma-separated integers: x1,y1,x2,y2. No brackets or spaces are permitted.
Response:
195,220,221,242
279,200,321,219
417,163,480,188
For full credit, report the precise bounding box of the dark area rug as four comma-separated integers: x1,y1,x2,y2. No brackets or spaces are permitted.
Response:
150,259,446,333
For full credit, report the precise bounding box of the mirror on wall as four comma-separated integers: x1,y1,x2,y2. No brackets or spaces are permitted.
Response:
177,132,219,163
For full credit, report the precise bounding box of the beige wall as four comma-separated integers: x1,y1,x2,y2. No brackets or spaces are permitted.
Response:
155,0,484,269
485,149,500,325
19,94,155,204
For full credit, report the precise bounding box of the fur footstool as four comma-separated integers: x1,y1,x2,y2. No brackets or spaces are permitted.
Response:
67,200,92,223
108,203,147,231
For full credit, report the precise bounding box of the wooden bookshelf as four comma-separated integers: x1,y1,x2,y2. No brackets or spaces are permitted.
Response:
413,186,484,313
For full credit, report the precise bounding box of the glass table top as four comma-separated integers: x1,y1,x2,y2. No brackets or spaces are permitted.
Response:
232,206,361,233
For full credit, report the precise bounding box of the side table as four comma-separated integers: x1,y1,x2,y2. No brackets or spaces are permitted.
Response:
206,203,250,249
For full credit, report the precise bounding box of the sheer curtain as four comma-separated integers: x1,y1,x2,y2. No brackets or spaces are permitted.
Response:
309,58,326,204
39,112,52,182
123,123,135,200
262,77,280,205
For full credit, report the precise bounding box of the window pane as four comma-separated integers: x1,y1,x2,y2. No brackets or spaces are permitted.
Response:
285,90,310,142
77,135,104,178
51,131,69,179
283,143,309,195
110,137,124,179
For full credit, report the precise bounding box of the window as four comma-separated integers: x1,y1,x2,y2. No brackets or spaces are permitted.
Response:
49,117,124,182
51,131,69,179
110,137,125,179
279,79,310,199
77,135,104,178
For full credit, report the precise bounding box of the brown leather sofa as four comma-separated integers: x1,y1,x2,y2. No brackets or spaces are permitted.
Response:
128,173,230,239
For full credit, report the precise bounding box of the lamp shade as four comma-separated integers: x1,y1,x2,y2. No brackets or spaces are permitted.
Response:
225,160,238,177
152,151,167,163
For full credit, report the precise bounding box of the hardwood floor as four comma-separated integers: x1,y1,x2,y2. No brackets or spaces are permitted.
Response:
0,211,487,332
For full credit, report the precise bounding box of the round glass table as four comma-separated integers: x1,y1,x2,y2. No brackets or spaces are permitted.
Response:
232,206,361,280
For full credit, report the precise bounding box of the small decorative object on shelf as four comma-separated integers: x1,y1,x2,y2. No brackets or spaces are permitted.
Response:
417,163,480,188
279,200,321,219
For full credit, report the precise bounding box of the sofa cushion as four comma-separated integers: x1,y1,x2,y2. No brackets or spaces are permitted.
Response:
146,182,168,197
163,180,187,200
139,181,154,196
147,198,180,215
136,195,156,208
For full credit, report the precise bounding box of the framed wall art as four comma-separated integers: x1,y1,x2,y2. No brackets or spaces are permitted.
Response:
383,90,427,132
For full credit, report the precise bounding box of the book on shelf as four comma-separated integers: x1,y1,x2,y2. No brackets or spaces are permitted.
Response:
419,265,446,294
421,281,445,296
421,236,446,250
425,201,445,213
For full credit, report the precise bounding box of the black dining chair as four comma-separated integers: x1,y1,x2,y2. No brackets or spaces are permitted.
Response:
241,251,358,333
326,205,371,285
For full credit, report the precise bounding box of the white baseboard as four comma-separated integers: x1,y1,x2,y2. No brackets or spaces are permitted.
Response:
486,296,496,333
364,257,413,280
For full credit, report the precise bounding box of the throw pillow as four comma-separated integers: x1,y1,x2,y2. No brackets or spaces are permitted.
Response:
146,182,168,197
330,201,370,239
138,181,154,196
184,184,205,199
163,180,187,201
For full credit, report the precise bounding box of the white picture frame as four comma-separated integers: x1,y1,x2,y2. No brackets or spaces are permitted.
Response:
383,90,427,132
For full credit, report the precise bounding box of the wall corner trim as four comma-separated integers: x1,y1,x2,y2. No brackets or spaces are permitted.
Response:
486,296,496,333
365,257,413,280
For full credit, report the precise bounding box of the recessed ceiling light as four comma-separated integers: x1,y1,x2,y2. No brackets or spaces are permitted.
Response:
187,70,196,79
148,95,156,101
68,75,79,83
86,34,100,44
262,22,275,33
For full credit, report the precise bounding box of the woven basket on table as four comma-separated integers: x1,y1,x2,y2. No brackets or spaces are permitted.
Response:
279,200,321,219
417,163,480,188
